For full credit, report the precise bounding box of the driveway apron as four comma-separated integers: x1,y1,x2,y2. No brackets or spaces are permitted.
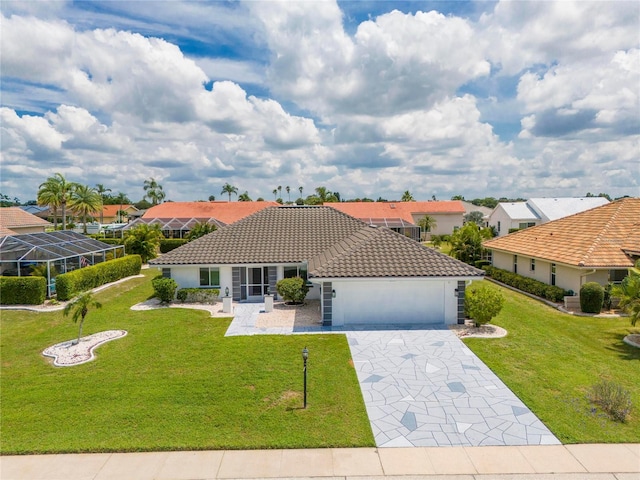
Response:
347,327,560,448
224,304,560,448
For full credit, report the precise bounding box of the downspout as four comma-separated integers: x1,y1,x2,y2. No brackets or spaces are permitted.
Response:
579,269,597,287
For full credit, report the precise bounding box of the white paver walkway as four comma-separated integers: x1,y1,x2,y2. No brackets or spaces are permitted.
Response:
224,302,560,448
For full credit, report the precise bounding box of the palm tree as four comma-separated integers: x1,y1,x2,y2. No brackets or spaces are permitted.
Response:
37,178,61,229
286,186,291,203
418,215,437,235
69,185,103,233
238,191,252,202
315,186,330,204
143,178,165,205
185,221,217,241
38,173,77,230
95,184,111,224
221,183,238,202
63,291,102,345
277,186,282,200
272,189,278,201
401,190,415,202
612,260,640,326
123,223,163,263
298,186,303,198
112,192,129,223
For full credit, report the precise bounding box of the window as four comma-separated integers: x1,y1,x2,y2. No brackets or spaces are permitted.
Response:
551,263,556,286
513,255,518,274
609,269,627,283
497,221,501,233
162,268,171,279
519,222,536,229
284,264,308,282
199,267,220,287
530,259,535,272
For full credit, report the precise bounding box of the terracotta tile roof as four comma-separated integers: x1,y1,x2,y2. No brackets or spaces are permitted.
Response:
142,201,278,225
484,198,640,268
308,225,484,278
0,225,17,237
327,201,465,223
150,206,484,279
0,207,51,229
102,205,136,216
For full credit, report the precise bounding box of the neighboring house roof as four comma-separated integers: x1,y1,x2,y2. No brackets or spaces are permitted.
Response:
527,197,609,221
150,206,483,279
461,201,492,217
484,198,640,268
123,217,224,231
0,225,17,236
0,207,51,232
327,201,465,224
19,205,50,215
102,205,137,217
497,203,540,221
143,201,278,225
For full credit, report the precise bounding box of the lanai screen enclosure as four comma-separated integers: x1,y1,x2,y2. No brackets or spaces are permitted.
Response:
0,231,124,297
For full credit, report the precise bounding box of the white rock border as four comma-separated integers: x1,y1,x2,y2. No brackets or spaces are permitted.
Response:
42,330,127,367
623,334,640,349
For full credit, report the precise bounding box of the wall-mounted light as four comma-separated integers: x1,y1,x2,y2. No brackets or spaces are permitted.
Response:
225,286,230,297
332,289,336,298
454,288,459,297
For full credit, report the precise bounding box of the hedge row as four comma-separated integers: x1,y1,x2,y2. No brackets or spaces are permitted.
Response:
160,239,188,253
56,255,142,301
176,288,219,304
484,266,571,302
0,277,47,305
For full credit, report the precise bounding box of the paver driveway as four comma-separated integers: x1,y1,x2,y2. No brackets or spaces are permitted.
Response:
226,304,560,448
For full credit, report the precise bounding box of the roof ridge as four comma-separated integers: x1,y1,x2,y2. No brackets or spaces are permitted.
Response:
578,201,622,267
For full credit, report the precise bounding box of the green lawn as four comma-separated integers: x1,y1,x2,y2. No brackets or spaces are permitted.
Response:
0,270,374,454
464,280,640,444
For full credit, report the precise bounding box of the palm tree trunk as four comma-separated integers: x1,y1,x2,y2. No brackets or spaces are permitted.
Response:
52,206,58,229
77,318,85,345
61,201,67,230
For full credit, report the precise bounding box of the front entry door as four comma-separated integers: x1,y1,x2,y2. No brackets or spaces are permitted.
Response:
244,266,269,301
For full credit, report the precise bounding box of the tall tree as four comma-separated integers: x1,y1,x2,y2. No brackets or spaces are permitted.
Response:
38,173,77,230
277,185,282,200
63,291,102,345
315,186,330,203
123,223,163,263
286,186,291,203
298,186,303,198
401,190,414,202
112,192,129,222
238,191,252,202
221,183,238,202
143,178,165,205
418,215,437,234
272,188,278,201
94,184,111,224
208,195,216,201
69,185,102,233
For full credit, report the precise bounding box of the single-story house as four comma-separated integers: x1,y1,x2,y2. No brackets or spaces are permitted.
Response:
149,206,484,326
327,201,465,240
101,204,139,224
0,207,52,236
142,201,279,224
483,198,639,294
488,197,609,237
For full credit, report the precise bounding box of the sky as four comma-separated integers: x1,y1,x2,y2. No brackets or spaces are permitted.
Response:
1,0,639,203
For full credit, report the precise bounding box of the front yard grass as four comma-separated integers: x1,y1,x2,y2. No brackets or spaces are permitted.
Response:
464,280,640,444
0,270,374,454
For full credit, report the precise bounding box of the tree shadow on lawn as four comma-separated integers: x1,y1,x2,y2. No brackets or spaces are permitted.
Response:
604,331,640,361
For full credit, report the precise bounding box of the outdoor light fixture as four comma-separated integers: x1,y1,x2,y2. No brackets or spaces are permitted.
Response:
302,347,309,408
332,289,336,298
225,286,229,297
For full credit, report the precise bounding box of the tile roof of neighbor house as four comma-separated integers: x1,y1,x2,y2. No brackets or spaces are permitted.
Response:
327,201,465,224
0,225,17,236
142,201,278,225
497,202,540,220
527,197,610,221
150,206,483,279
102,205,137,217
484,198,640,268
0,207,51,231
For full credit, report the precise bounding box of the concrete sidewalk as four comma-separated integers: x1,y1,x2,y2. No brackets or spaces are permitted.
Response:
2,444,638,479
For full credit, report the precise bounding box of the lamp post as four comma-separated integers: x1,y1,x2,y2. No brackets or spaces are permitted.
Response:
302,346,309,409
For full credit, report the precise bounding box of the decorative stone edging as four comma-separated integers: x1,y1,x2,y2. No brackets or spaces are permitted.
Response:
623,334,640,349
42,330,128,367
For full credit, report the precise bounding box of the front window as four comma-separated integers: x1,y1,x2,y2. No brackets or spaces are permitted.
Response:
162,268,171,279
519,222,536,229
530,259,535,272
513,255,518,274
497,221,501,233
284,264,308,282
199,267,220,287
551,263,556,286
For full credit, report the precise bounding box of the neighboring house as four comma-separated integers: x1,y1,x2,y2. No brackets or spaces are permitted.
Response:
483,198,639,294
142,201,278,225
488,197,609,237
327,201,465,239
460,201,492,225
101,205,139,224
149,206,483,327
0,207,51,236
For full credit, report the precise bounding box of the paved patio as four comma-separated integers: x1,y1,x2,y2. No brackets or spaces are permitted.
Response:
224,302,560,448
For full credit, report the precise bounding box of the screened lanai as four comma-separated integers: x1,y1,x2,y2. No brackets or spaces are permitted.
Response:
0,231,125,297
361,218,421,241
121,217,224,239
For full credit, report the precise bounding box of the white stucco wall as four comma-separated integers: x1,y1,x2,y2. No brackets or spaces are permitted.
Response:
410,213,463,236
326,278,459,326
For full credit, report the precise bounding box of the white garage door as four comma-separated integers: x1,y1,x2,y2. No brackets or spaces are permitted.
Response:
336,280,445,325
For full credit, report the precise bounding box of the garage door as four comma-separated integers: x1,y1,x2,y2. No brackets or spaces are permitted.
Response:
336,280,445,326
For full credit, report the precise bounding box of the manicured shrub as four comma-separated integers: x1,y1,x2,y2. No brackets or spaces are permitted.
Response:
0,277,46,305
580,282,604,313
56,255,142,301
464,285,504,327
276,277,309,304
475,260,491,269
588,379,632,423
160,238,188,253
152,276,178,303
176,288,219,304
484,266,570,302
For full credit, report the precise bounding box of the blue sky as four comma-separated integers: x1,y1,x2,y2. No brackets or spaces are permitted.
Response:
1,0,638,203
